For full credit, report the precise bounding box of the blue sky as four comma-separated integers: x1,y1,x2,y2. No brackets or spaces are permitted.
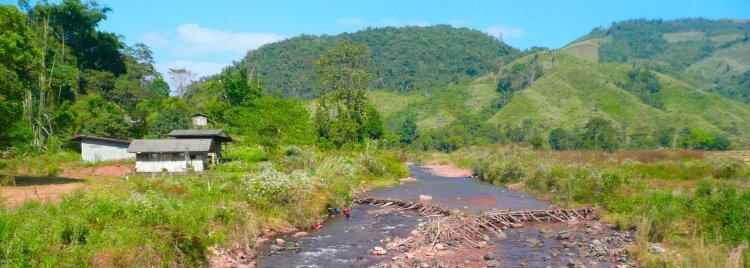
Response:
6,0,750,82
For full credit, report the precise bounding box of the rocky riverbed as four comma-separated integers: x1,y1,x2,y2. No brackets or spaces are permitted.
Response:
255,165,636,267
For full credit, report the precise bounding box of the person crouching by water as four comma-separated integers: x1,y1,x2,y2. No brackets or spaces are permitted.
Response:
344,207,352,220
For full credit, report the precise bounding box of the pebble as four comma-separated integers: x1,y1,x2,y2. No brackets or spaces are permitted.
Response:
476,241,488,248
435,243,445,250
649,244,666,254
483,252,496,260
370,246,387,255
269,245,284,251
275,238,285,245
405,253,415,259
485,260,501,267
291,231,308,238
557,231,571,240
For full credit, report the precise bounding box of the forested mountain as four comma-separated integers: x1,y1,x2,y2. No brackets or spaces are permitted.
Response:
232,25,520,98
563,18,750,103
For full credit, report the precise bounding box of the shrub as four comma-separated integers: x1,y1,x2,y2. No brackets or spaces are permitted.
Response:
0,173,15,186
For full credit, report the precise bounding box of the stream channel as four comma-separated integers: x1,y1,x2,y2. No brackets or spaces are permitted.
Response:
257,165,630,267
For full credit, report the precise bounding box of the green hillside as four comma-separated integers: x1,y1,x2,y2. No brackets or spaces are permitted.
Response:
366,51,750,149
233,25,519,98
563,18,750,103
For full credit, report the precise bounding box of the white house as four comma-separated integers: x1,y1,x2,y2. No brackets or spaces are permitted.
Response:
128,139,214,172
70,135,134,163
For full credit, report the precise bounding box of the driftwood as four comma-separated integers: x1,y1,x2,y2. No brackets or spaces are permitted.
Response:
354,197,596,251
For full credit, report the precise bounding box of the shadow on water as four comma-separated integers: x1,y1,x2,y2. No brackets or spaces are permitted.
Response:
257,165,554,267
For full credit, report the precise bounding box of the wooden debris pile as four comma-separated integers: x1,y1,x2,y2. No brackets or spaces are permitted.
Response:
353,197,451,216
355,197,597,252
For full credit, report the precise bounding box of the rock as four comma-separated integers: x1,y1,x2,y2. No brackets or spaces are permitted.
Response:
435,243,445,250
419,262,430,268
526,238,541,247
256,237,269,244
496,231,508,239
370,246,387,255
419,195,433,202
275,238,285,245
476,241,488,248
399,176,418,183
649,244,666,254
269,245,284,251
291,231,308,238
616,265,628,268
405,253,415,259
510,223,524,228
561,241,575,248
411,230,420,236
386,242,398,249
567,258,576,267
483,252,496,260
485,260,501,267
557,231,571,240
483,235,491,241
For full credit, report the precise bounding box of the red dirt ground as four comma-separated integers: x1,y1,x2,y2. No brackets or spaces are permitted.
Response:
423,164,474,178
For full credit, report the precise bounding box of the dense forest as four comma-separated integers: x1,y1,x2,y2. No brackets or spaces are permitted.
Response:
231,25,520,98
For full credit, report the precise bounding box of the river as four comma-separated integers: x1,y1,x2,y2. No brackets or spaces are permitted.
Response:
257,165,633,267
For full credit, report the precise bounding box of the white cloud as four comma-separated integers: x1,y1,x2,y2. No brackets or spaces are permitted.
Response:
141,32,169,48
484,25,524,39
175,23,285,56
336,17,365,26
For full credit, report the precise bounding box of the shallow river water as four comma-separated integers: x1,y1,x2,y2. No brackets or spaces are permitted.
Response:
258,165,624,267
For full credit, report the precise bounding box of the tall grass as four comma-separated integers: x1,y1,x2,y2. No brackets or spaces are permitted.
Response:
0,146,407,266
440,146,749,266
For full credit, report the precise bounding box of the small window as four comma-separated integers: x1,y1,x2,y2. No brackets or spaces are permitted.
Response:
190,154,197,160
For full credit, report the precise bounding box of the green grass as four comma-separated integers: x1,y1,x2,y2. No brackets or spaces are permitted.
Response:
0,146,407,266
426,146,750,266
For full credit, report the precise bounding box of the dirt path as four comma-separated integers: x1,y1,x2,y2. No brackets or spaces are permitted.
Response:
1,164,133,206
422,164,474,177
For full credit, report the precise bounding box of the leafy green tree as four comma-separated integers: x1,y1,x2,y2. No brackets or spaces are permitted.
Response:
147,110,190,138
0,5,41,147
224,96,314,148
314,42,382,146
29,0,125,74
398,118,418,145
621,67,663,108
582,117,622,152
548,127,570,151
67,94,130,139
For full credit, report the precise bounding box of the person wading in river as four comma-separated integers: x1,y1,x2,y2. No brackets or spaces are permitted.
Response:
344,207,352,220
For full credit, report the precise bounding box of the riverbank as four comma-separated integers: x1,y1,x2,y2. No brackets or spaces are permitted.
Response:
420,146,750,267
255,165,636,267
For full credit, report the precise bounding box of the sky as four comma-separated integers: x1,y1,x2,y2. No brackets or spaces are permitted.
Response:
6,0,750,85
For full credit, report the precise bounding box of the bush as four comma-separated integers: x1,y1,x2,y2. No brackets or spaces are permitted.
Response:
0,173,15,186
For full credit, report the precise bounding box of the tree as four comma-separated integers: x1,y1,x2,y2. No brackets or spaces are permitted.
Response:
67,94,130,139
169,68,196,98
147,110,190,138
0,5,41,147
398,118,418,145
223,96,314,148
313,42,383,146
582,117,622,152
548,127,569,151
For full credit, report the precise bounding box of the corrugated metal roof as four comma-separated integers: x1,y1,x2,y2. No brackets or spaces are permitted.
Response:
70,135,130,144
167,129,232,142
127,139,213,153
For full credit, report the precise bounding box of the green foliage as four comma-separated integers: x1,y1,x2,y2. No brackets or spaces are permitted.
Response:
232,25,518,98
66,94,131,139
0,5,41,148
496,52,546,107
314,43,384,146
679,128,731,150
581,117,622,152
147,110,190,138
620,67,663,108
224,96,314,148
397,118,418,145
548,127,571,150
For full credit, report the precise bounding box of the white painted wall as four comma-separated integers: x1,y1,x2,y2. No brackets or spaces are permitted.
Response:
81,139,134,162
134,153,205,172
192,116,208,127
